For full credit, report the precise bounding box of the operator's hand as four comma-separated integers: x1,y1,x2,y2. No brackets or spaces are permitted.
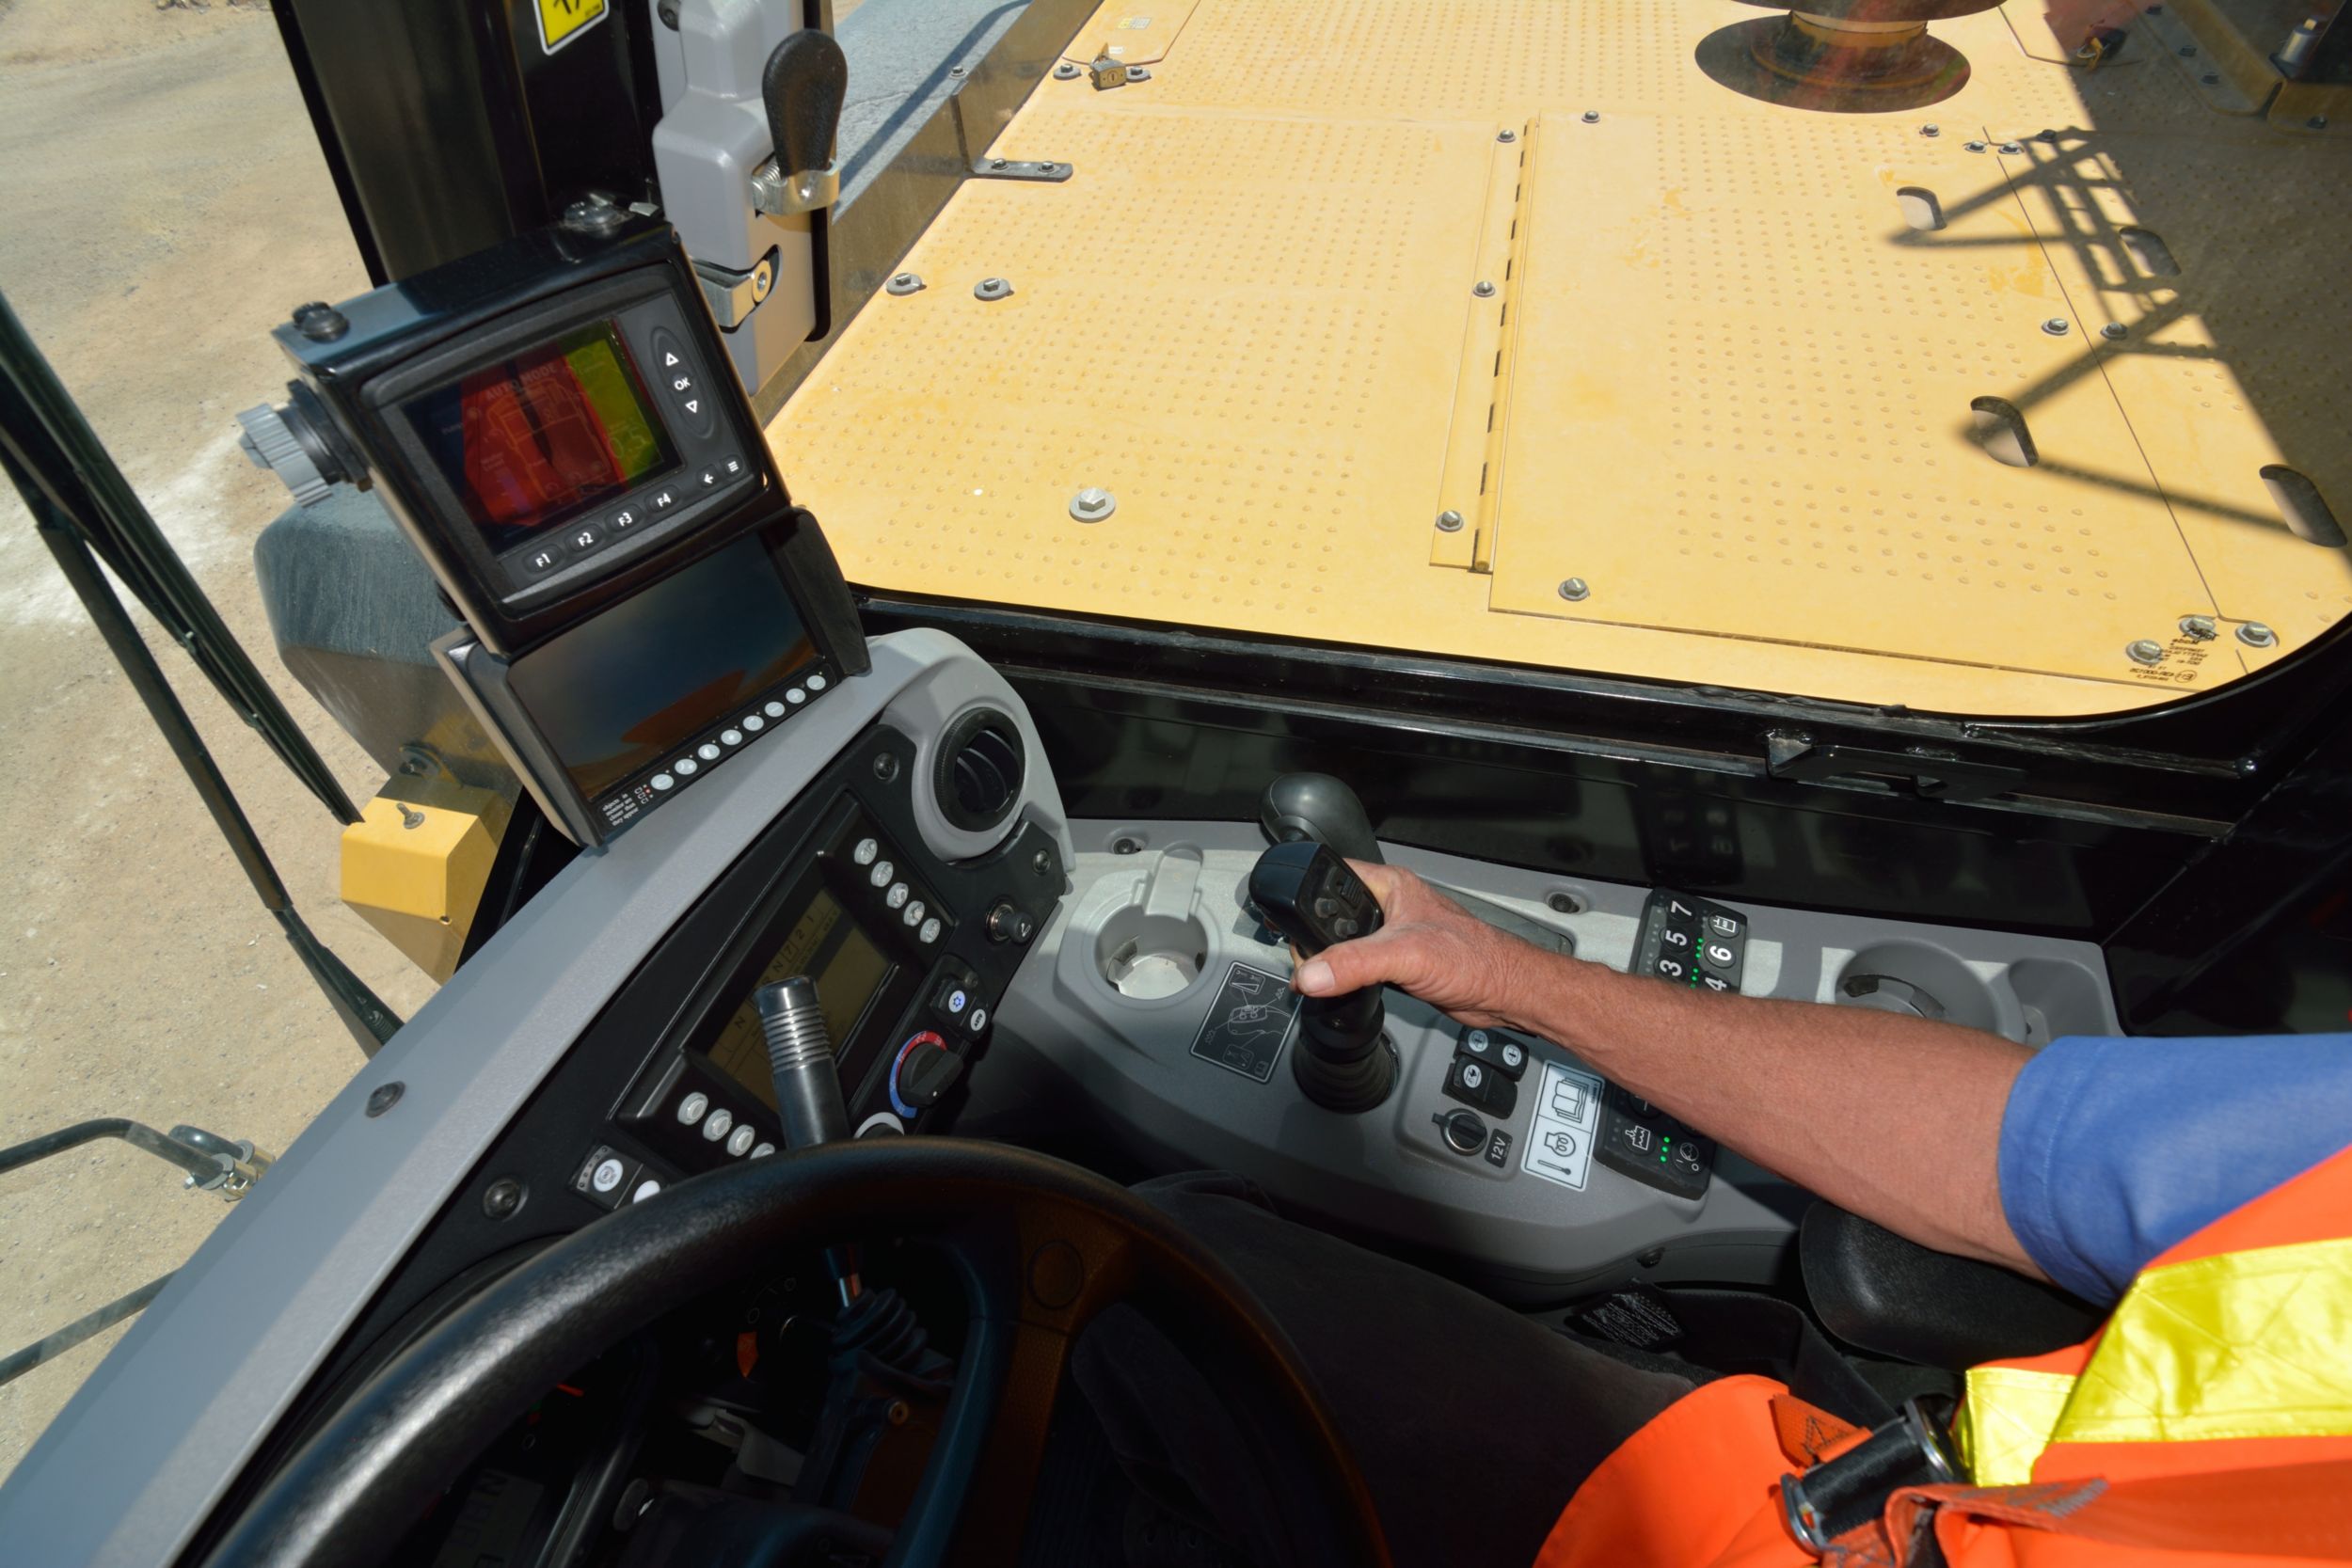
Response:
1291,862,1549,1033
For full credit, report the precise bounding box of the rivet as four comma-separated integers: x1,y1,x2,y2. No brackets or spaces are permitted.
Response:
2126,639,2166,665
1547,891,1583,914
2100,322,2128,340
1437,510,1465,531
483,1179,526,1220
991,158,1009,169
1473,279,1497,297
872,752,900,783
1498,129,1518,142
1998,140,2025,155
1963,139,1988,152
2042,317,2071,335
2179,43,2198,55
2178,614,2217,641
2201,71,2220,84
1070,486,1117,522
1919,122,1940,136
1558,578,1591,602
365,1083,405,1117
2237,622,2279,648
2310,116,2329,130
1581,109,1601,123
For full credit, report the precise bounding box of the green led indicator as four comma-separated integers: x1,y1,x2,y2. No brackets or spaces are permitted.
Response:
1661,1135,1671,1164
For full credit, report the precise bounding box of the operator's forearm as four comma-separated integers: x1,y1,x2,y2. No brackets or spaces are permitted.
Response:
1505,956,2039,1274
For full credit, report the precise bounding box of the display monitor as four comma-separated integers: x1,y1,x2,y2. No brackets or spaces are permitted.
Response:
404,320,677,553
702,887,895,1109
504,532,816,800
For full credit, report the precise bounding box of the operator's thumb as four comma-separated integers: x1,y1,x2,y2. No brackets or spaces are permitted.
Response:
1295,932,1387,997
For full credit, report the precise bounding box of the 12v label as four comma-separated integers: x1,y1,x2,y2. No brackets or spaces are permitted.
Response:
1187,962,1299,1084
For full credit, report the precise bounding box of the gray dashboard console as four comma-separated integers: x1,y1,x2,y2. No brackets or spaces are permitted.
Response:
0,629,1068,1568
975,820,2118,1303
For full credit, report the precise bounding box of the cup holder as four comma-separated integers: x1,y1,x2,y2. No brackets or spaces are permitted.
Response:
1096,905,1211,1001
1835,942,2016,1037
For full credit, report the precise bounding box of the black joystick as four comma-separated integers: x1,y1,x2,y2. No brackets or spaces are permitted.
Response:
1248,840,1398,1113
1261,772,1384,865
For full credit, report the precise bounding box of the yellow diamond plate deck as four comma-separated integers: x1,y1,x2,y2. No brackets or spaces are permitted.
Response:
772,0,2352,715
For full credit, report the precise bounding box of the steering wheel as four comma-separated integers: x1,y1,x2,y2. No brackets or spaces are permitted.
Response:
202,1138,1391,1568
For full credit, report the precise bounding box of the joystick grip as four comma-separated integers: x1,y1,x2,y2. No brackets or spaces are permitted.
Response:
1248,840,1385,957
1261,773,1384,866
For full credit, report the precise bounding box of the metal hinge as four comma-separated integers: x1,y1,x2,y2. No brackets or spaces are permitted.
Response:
970,157,1074,183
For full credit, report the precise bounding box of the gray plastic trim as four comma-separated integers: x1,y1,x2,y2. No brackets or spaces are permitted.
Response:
0,629,1049,1568
972,820,2117,1302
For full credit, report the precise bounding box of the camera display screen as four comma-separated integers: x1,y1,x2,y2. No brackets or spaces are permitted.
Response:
405,321,676,553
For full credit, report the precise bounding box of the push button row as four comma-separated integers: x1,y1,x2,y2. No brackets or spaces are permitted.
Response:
508,458,748,582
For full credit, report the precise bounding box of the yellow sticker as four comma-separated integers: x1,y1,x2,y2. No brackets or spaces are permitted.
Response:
536,0,608,55
1118,15,1152,26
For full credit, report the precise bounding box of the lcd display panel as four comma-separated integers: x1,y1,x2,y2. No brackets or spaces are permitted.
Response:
405,321,676,552
505,534,815,799
704,889,894,1109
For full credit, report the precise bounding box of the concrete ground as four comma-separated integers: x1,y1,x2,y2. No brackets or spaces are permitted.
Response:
0,0,887,1487
0,0,434,1484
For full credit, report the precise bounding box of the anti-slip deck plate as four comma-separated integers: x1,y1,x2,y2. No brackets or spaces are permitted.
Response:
772,0,2352,715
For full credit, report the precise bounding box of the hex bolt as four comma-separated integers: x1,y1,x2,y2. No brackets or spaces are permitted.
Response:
974,277,1014,302
884,272,926,296
1070,486,1117,522
2101,322,2128,340
1126,65,1152,83
1054,60,1082,80
1473,280,1497,297
2042,317,2072,335
2126,639,2166,666
1498,129,1518,142
1436,509,1465,532
2237,622,2279,648
1581,109,1601,123
1558,578,1591,602
2179,614,2218,641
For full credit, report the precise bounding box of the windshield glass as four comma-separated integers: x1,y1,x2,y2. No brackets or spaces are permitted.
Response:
777,0,2351,719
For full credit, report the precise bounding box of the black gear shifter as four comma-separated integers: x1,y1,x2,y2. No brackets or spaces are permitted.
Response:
1261,772,1385,865
1249,840,1398,1113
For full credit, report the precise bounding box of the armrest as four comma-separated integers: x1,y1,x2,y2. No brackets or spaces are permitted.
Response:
1799,1203,2103,1370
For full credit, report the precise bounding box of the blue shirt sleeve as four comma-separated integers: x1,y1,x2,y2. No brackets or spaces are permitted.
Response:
1997,1032,2352,1306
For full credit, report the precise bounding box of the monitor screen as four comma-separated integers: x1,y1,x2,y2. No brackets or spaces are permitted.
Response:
405,321,677,553
703,888,895,1109
505,533,816,800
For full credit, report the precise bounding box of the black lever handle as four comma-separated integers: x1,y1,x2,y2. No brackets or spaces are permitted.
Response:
762,28,848,183
1260,772,1384,865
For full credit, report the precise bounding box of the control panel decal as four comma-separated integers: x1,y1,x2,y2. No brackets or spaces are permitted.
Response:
1187,962,1299,1084
1521,1059,1605,1192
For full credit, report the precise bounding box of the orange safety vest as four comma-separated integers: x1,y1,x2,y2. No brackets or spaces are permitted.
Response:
1536,1143,2352,1567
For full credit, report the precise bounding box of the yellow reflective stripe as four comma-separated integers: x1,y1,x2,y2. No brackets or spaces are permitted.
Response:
1960,1366,2077,1485
2054,1235,2352,1446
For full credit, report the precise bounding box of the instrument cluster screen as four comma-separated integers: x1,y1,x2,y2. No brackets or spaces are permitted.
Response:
505,533,816,799
405,321,677,553
704,888,894,1108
